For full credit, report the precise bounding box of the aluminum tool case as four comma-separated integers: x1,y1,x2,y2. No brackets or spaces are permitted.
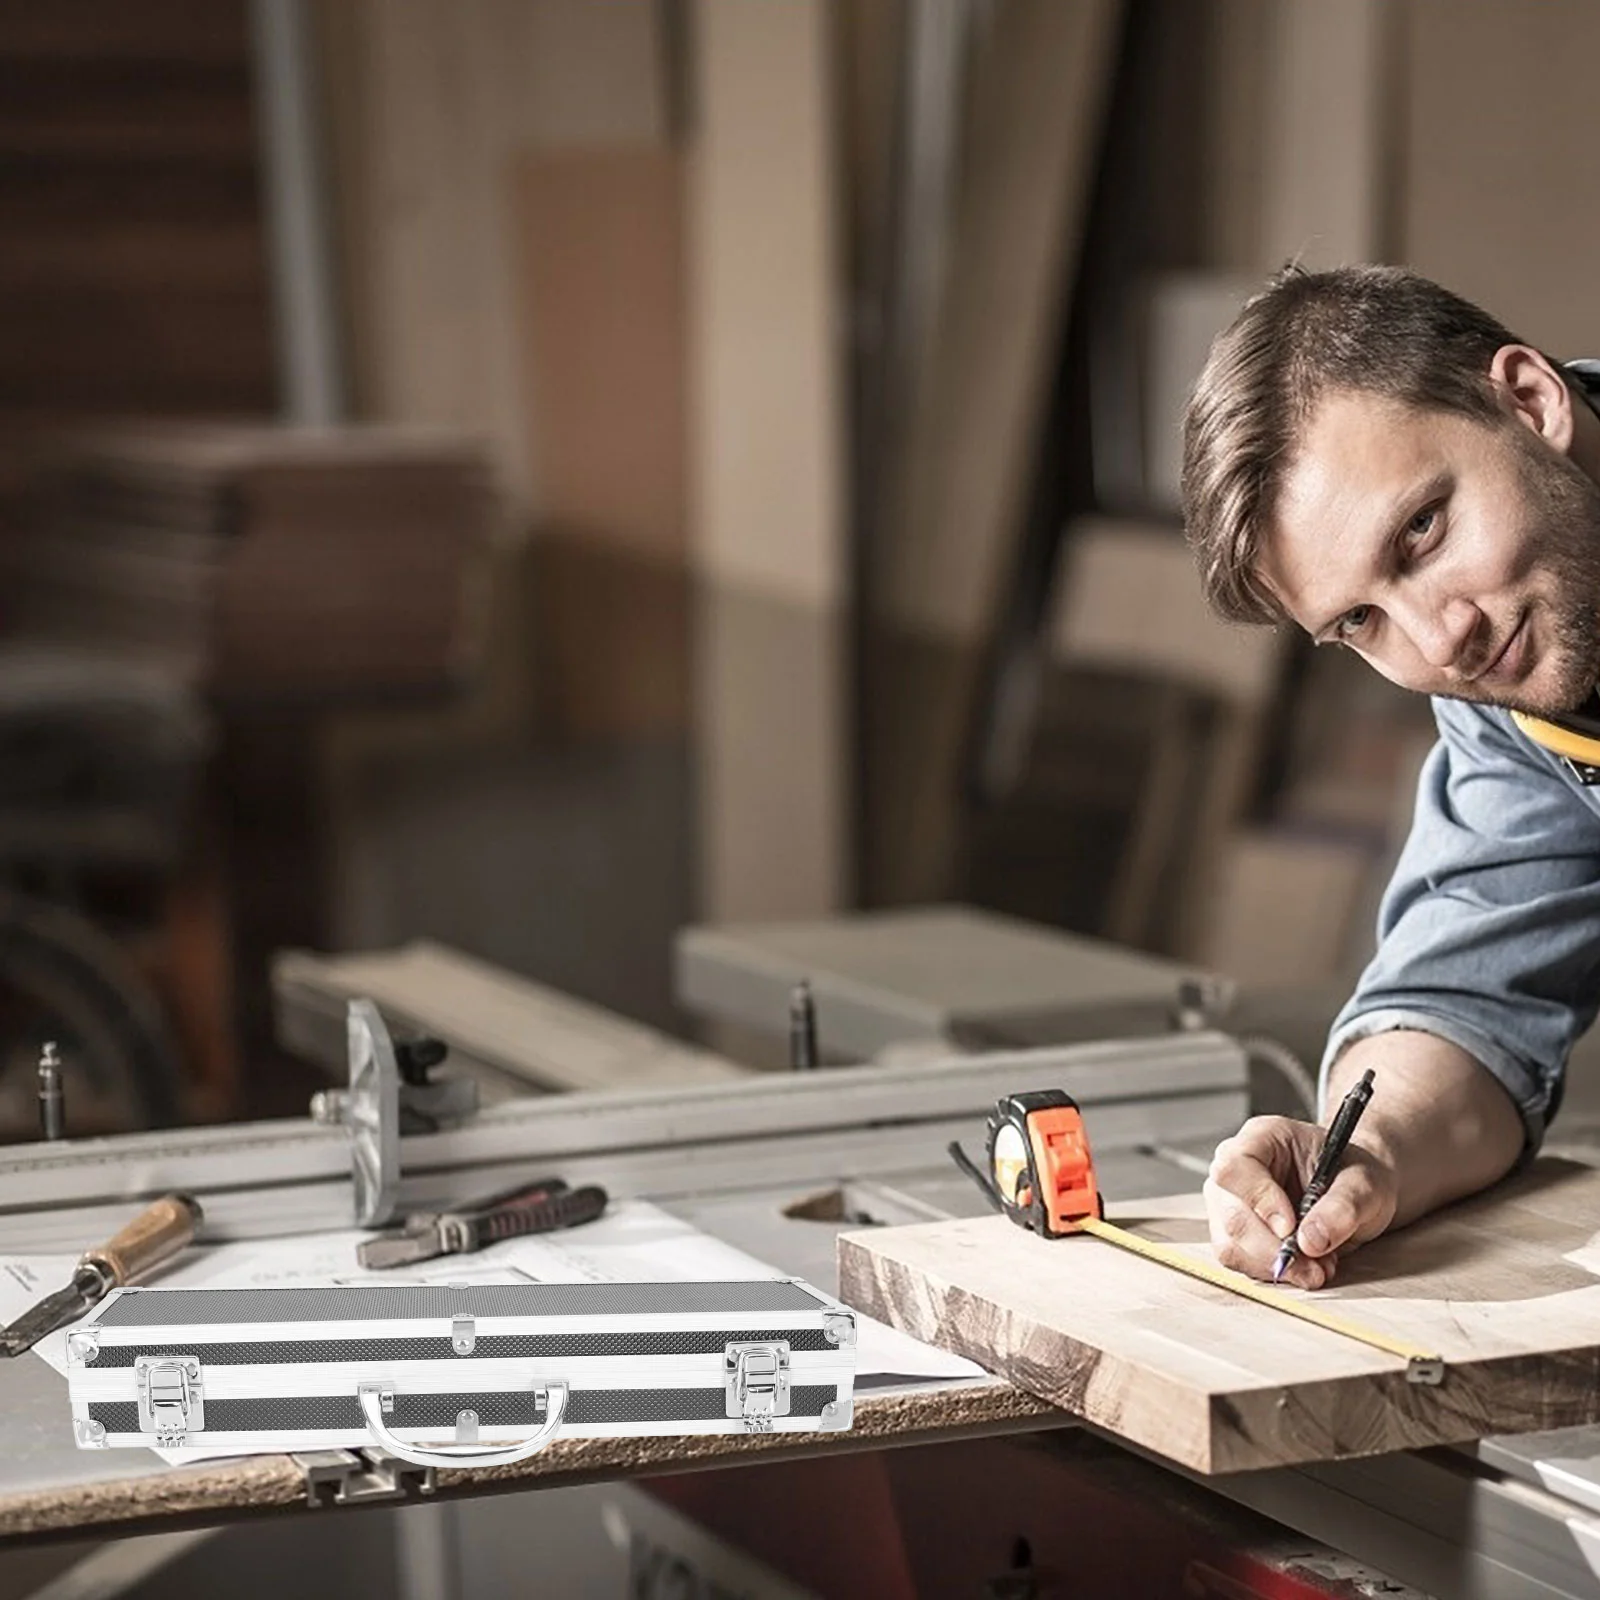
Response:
66,1281,858,1466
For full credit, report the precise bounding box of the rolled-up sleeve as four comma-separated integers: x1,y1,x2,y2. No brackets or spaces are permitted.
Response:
1322,696,1600,1151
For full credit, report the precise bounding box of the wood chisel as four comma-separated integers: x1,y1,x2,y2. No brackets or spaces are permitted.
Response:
0,1193,203,1357
952,1089,1445,1385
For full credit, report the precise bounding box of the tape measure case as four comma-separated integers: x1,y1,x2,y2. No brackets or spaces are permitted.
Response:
66,1279,858,1467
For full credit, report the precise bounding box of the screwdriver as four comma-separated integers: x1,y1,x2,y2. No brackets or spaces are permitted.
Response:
0,1194,204,1357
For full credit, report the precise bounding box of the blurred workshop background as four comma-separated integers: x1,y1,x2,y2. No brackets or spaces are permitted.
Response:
0,0,1591,1136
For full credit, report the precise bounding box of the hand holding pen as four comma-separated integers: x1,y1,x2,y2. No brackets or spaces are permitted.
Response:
1272,1068,1376,1283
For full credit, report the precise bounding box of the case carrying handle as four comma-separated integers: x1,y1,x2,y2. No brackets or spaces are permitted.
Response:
357,1381,568,1467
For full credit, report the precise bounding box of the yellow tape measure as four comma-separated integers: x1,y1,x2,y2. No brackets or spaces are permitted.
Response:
1078,1216,1444,1384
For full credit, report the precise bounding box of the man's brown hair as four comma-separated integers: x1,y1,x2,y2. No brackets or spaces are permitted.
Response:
1181,263,1526,624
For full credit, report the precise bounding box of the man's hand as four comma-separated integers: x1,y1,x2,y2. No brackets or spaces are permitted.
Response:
1203,1028,1526,1285
1204,1115,1397,1288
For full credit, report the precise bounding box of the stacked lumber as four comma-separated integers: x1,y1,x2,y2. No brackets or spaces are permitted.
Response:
9,422,496,702
0,1,274,419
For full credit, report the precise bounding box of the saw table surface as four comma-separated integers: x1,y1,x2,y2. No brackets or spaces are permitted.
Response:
839,1155,1600,1475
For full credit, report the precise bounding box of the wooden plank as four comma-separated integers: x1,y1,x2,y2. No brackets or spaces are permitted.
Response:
689,0,847,921
867,0,1122,906
319,0,668,506
1401,0,1600,356
515,147,691,740
838,1157,1600,1474
0,1,250,62
516,148,687,564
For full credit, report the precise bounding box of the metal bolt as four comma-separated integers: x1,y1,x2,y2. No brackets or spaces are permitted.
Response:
68,1333,98,1364
821,1402,837,1417
75,1419,107,1448
308,1090,346,1126
1172,976,1237,1032
789,980,820,1071
38,1042,64,1141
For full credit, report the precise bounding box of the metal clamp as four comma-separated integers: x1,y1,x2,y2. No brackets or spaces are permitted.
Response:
136,1356,204,1444
356,1381,567,1468
724,1342,791,1430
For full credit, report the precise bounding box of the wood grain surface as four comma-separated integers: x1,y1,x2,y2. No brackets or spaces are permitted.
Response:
838,1156,1600,1473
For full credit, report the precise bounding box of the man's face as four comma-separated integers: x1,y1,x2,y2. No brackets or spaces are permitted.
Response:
1261,388,1600,716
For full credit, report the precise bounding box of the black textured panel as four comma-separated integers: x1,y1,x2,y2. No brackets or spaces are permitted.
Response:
90,1396,365,1432
92,1328,835,1367
88,1403,142,1433
96,1281,825,1326
87,1385,836,1434
393,1392,546,1428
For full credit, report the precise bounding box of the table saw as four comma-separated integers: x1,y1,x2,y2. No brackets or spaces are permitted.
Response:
2,906,1599,1599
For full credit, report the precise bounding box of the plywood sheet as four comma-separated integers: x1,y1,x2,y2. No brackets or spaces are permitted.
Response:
838,1157,1600,1473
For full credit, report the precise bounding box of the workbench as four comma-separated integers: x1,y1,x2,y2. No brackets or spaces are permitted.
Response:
3,908,1600,1599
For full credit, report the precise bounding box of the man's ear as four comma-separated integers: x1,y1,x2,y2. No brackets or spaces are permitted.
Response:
1490,344,1575,452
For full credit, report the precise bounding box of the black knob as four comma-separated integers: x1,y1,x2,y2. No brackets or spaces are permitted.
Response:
394,1035,449,1085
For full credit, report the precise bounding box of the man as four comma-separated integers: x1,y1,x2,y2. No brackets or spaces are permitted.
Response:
1182,263,1600,1287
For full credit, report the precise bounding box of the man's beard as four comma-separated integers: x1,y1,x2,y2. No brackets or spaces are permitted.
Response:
1455,431,1600,718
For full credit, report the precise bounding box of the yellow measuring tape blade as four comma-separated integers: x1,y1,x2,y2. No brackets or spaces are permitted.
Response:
1077,1216,1443,1375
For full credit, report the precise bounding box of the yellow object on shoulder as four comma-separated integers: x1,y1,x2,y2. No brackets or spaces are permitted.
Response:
1512,709,1600,768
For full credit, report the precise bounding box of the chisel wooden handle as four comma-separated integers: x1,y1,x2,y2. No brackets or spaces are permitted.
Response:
81,1194,204,1286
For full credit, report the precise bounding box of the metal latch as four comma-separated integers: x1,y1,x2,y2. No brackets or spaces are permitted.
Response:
724,1341,790,1432
136,1355,204,1444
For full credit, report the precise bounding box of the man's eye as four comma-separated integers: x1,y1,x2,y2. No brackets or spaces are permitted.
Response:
1404,506,1437,543
1336,605,1372,640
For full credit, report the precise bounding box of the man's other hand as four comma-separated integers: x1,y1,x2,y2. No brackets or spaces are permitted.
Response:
1203,1115,1398,1289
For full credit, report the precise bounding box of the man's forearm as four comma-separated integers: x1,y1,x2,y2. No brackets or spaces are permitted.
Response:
1203,1028,1529,1281
1326,1030,1525,1228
